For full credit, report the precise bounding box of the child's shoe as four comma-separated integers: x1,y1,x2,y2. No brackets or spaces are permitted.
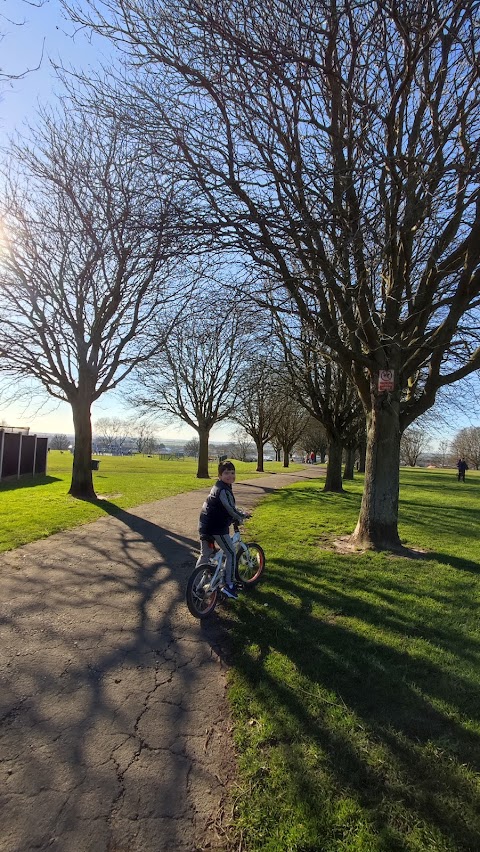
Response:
222,584,238,600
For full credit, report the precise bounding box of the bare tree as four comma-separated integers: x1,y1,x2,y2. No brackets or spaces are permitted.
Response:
452,426,480,470
131,295,251,478
183,437,200,458
400,428,430,467
94,417,131,454
50,434,70,451
269,434,282,462
70,0,480,547
271,397,309,468
437,439,453,468
143,435,159,455
233,359,281,472
300,419,328,464
278,325,364,492
0,105,190,498
131,421,159,456
229,428,253,462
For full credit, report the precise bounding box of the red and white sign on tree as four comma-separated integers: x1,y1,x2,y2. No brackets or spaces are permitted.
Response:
378,370,395,392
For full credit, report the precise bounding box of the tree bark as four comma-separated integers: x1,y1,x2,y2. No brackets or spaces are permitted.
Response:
255,439,264,472
343,446,355,480
357,440,366,473
197,426,210,478
282,445,290,468
69,395,95,499
324,437,344,492
352,398,402,548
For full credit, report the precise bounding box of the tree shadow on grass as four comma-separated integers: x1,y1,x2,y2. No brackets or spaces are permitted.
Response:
400,497,479,522
223,553,480,849
427,550,480,575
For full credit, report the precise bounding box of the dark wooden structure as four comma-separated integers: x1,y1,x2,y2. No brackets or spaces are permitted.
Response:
0,427,48,481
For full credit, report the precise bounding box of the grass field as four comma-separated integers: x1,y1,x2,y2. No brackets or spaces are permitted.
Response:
0,450,301,552
2,456,479,850
226,468,480,851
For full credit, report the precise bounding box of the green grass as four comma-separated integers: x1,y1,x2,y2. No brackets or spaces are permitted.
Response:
0,451,301,552
227,468,480,851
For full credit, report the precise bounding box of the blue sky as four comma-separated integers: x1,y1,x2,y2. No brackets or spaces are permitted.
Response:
0,0,111,142
0,1,136,433
0,2,205,438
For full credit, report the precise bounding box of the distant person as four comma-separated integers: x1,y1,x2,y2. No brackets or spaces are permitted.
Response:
456,457,468,482
196,460,250,600
310,451,315,464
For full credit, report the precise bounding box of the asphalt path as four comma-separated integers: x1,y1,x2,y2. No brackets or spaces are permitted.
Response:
0,465,324,852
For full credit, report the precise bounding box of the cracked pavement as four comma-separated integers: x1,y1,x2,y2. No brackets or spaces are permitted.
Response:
0,467,324,851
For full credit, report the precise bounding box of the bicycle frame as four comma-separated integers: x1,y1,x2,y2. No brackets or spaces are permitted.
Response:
187,524,265,618
200,525,249,592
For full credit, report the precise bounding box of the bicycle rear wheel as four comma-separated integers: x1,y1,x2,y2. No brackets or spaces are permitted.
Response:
235,543,265,588
186,566,218,618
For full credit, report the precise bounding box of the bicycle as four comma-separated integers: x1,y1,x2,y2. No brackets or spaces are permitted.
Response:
186,521,265,619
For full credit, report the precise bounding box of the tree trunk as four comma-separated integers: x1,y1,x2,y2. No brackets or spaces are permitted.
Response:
256,439,264,472
324,436,344,492
343,446,355,480
282,445,290,468
352,400,401,549
357,439,366,473
69,395,95,499
197,426,210,478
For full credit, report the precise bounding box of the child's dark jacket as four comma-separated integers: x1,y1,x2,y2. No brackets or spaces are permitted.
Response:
199,480,244,536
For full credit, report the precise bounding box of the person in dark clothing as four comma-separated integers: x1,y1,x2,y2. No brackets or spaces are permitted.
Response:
457,457,468,482
196,460,250,600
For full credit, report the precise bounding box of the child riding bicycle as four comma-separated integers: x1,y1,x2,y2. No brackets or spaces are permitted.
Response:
196,460,250,600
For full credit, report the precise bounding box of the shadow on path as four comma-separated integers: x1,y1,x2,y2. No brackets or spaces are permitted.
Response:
0,465,325,851
1,507,228,850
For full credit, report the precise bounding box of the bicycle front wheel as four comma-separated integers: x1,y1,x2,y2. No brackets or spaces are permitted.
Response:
186,566,218,619
235,543,265,588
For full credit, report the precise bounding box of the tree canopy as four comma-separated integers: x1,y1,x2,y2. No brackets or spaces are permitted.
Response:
0,105,192,496
66,0,480,546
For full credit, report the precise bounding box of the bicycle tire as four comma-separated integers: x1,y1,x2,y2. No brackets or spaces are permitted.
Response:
235,542,265,588
186,565,218,619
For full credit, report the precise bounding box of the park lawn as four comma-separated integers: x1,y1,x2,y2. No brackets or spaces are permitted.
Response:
0,451,301,552
227,468,480,851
